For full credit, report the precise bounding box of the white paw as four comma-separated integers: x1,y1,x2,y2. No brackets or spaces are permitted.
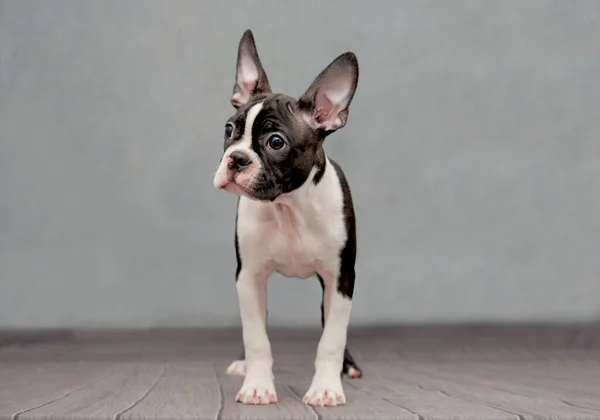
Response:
236,381,277,405
347,366,362,378
303,376,346,406
226,360,246,376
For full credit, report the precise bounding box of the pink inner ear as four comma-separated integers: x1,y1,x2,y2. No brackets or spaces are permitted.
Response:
241,78,258,94
313,92,335,124
311,77,351,124
231,54,260,106
238,56,259,92
231,79,257,107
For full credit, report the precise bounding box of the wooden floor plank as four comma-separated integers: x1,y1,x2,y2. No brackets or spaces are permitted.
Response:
383,364,600,420
280,374,416,420
309,382,418,420
414,360,600,411
19,363,165,420
343,365,517,420
120,362,220,420
446,360,600,395
219,373,317,420
0,363,106,420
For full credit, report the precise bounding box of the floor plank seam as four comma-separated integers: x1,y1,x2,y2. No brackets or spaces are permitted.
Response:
435,388,524,420
380,397,424,420
285,385,319,420
558,399,600,414
11,387,80,420
114,364,168,420
214,371,225,420
7,371,115,420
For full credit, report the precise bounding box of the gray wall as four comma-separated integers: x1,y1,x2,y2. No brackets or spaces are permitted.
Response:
1,0,599,329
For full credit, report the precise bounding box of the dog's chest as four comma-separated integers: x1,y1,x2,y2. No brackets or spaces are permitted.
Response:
269,209,328,278
241,201,346,279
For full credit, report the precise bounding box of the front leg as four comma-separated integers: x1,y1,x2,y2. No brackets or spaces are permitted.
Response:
226,308,270,377
318,275,362,379
303,265,354,407
235,268,277,405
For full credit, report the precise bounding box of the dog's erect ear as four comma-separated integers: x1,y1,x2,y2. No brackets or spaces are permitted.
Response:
298,52,359,132
230,30,271,108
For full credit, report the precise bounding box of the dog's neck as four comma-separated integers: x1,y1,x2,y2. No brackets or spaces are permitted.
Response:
268,156,337,231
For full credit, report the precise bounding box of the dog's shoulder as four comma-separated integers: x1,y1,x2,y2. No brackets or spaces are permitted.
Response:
327,158,349,189
326,157,354,209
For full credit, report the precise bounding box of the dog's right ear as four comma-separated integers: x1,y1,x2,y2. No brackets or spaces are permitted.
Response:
230,30,272,108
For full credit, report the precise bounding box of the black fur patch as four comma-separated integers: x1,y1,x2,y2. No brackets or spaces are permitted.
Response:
234,196,242,281
328,159,356,299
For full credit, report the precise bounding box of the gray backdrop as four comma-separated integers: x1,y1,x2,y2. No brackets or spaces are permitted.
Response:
1,0,599,329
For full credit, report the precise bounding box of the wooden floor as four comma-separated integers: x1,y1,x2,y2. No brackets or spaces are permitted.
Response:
1,325,600,420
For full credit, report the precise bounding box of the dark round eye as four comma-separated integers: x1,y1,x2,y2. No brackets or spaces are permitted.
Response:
267,135,285,150
224,124,234,138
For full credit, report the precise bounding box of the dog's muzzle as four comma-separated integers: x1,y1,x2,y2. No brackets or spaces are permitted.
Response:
213,149,259,197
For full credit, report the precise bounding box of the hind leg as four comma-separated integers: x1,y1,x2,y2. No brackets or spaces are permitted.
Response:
342,346,362,378
318,275,362,379
226,348,247,376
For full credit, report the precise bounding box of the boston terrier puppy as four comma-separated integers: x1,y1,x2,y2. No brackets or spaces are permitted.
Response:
213,29,362,407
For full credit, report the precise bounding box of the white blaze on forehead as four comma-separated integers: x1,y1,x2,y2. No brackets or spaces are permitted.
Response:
237,102,264,152
213,102,264,190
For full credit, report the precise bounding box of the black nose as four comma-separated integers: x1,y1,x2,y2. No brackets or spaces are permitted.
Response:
228,151,251,170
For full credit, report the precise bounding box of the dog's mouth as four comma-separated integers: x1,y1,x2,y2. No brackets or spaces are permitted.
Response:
221,180,281,203
217,173,247,191
214,168,282,202
215,172,259,200
221,180,252,198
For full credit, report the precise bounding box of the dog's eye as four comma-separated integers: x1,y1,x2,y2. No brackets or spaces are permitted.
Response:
266,135,285,151
224,124,234,138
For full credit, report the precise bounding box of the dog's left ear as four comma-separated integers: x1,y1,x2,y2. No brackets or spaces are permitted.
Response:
231,30,272,108
298,52,359,133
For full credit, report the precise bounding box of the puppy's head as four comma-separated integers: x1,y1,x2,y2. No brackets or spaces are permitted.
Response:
213,30,359,202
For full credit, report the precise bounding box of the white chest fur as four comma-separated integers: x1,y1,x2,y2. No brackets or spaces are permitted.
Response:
235,158,347,280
